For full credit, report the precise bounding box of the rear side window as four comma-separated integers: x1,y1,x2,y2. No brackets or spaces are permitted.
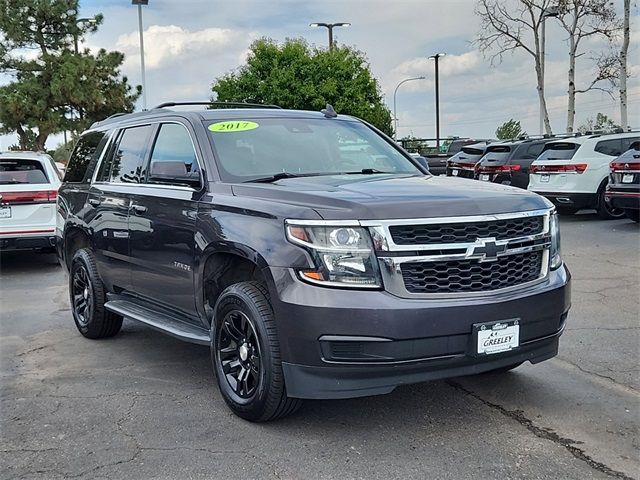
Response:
148,124,199,183
0,159,49,184
525,142,546,159
594,139,623,157
64,131,107,183
97,125,154,183
537,143,578,161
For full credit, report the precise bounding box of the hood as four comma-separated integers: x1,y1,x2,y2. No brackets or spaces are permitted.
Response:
230,174,551,220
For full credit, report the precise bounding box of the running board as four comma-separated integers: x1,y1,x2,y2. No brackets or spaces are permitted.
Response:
105,299,210,345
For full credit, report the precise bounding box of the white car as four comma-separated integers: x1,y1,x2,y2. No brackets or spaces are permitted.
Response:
528,132,640,219
0,151,62,252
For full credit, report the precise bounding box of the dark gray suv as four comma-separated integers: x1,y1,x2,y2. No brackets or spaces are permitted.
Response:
57,103,571,421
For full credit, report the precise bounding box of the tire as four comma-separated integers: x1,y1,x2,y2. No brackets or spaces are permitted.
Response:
624,209,640,223
69,248,122,339
597,188,625,220
556,207,577,216
211,281,302,422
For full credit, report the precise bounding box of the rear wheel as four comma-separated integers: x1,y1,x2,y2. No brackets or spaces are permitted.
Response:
624,209,640,222
597,188,625,220
211,281,302,422
69,248,122,339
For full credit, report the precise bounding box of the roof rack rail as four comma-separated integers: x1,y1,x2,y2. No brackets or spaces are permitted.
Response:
153,101,282,109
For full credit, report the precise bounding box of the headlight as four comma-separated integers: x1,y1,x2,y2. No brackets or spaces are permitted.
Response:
285,222,382,288
550,212,562,269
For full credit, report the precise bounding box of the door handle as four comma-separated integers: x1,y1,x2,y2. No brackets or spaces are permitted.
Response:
88,198,101,207
131,204,148,214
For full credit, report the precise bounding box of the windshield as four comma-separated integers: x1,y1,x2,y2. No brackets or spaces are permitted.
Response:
206,117,421,182
537,143,578,161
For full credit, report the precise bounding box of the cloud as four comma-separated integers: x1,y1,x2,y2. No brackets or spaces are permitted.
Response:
115,25,254,70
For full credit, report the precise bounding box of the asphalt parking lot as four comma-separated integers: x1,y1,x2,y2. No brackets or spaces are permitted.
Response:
1,213,638,480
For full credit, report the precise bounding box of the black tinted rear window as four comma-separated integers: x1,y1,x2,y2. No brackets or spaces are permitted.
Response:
537,143,578,161
0,159,49,184
461,147,484,156
65,131,108,183
482,145,512,162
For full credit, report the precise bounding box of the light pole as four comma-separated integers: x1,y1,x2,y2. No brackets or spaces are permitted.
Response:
429,53,445,151
132,0,149,110
540,6,559,134
393,76,425,141
309,22,351,51
74,17,97,54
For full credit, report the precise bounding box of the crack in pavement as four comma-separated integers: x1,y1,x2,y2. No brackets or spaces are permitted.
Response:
446,380,636,480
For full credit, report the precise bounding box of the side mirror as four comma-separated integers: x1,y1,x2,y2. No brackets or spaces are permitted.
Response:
148,161,202,188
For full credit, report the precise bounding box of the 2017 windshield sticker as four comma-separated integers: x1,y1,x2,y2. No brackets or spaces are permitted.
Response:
208,121,259,132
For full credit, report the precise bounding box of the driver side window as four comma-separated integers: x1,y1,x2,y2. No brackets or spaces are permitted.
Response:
148,123,199,185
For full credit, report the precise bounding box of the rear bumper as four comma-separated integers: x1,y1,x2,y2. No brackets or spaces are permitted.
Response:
267,264,571,399
606,189,640,210
446,167,475,179
0,233,56,250
533,192,595,210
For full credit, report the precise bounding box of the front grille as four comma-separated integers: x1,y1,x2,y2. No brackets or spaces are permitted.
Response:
389,216,544,245
400,251,543,294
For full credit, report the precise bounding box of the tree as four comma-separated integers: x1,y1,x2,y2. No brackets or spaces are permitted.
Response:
212,38,393,136
577,112,620,133
496,119,527,139
619,0,630,130
474,0,555,135
0,0,140,150
555,0,620,132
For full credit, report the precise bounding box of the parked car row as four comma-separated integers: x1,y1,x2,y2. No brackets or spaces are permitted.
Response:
444,132,640,221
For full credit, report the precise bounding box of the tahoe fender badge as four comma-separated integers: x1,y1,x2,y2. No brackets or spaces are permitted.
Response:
173,261,192,272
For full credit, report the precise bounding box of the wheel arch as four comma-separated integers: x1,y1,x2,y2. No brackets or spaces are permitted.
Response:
62,226,92,270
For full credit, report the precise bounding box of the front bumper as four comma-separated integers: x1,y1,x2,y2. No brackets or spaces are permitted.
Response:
267,264,571,399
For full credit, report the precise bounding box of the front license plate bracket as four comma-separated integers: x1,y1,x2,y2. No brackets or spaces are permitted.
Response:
472,319,520,356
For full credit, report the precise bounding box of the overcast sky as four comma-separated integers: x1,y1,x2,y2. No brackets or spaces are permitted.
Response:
1,0,639,149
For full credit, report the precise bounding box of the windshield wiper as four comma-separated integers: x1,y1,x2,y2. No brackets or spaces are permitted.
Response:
342,168,394,175
245,172,327,183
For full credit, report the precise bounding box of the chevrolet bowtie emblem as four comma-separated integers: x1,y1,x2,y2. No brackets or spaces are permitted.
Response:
468,238,509,262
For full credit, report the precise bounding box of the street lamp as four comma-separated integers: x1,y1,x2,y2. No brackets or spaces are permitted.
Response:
539,6,559,134
132,0,149,110
393,76,426,141
309,22,351,51
429,53,446,151
74,17,97,54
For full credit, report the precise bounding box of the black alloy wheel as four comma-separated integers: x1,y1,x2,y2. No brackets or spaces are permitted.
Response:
211,281,302,421
72,264,94,327
69,248,122,339
217,310,262,399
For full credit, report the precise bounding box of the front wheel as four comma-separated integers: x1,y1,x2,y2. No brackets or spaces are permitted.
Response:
624,209,640,222
211,281,302,422
597,189,626,220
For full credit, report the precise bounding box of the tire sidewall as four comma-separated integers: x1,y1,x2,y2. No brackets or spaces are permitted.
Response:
70,250,93,335
211,285,275,418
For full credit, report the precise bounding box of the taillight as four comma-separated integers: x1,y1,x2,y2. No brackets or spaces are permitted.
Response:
0,190,58,204
610,162,640,172
530,164,588,174
477,164,521,173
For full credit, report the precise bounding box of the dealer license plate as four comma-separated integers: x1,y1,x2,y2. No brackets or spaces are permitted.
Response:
622,173,635,183
0,206,11,219
480,174,490,182
452,169,459,176
474,319,520,355
540,173,550,183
